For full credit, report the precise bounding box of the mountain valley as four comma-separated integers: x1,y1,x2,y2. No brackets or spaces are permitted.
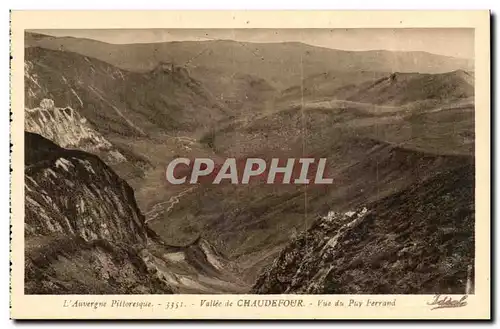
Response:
23,31,475,294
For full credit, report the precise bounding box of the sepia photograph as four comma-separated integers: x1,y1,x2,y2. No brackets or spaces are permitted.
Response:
10,10,491,320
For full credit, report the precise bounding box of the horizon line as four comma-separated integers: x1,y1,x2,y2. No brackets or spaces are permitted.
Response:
26,30,474,61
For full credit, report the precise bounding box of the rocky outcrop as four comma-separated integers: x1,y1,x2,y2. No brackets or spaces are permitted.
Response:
252,161,475,294
24,132,166,294
24,132,247,294
25,131,147,244
25,235,171,294
140,237,249,294
25,99,127,166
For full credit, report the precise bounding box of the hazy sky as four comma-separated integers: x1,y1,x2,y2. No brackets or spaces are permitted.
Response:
32,28,474,59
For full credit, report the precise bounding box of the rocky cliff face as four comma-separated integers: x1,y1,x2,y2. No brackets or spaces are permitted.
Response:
25,131,148,244
26,99,127,165
252,160,475,294
24,132,247,294
26,53,152,183
25,132,166,294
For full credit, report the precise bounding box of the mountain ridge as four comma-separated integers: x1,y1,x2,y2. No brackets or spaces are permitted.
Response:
25,31,474,92
27,31,473,62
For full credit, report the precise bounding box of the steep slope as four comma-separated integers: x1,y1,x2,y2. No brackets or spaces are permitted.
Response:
252,160,474,294
26,32,474,91
279,70,389,103
25,47,226,137
24,132,248,294
25,132,165,294
344,70,474,106
192,67,277,114
279,70,474,109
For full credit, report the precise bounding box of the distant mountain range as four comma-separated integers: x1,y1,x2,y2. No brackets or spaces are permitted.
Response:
26,31,473,90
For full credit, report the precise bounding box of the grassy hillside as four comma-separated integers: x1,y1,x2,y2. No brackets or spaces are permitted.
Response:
345,70,474,106
279,70,473,108
25,47,226,137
